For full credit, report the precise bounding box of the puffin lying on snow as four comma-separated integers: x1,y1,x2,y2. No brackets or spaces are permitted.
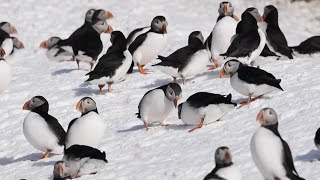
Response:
0,22,18,59
128,16,168,74
220,59,283,108
153,31,209,84
40,37,74,62
22,96,66,161
65,97,105,149
86,31,132,94
53,144,108,179
204,147,242,180
290,36,320,55
178,92,236,132
137,83,182,131
251,108,305,180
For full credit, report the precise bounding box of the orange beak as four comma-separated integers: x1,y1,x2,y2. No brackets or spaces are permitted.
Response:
19,42,25,49
223,4,228,16
40,41,47,49
106,25,113,34
10,26,17,34
106,11,114,19
76,100,82,111
0,48,5,57
256,111,262,121
219,68,225,78
174,96,179,108
23,101,29,110
58,163,64,177
162,23,167,34
259,16,264,23
225,150,232,161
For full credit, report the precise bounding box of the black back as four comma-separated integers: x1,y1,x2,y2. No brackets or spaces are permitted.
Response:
187,92,236,108
31,96,66,146
65,144,108,162
204,163,232,180
314,128,320,147
263,124,305,180
86,31,128,81
127,26,150,46
237,65,283,90
290,36,320,54
0,29,10,46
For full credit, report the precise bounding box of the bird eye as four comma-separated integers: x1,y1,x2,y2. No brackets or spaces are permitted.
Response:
229,3,232,7
269,111,272,115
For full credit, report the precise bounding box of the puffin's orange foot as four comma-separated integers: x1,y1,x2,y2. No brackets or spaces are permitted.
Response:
32,152,50,161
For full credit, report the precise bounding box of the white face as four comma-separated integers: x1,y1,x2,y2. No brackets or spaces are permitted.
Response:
92,20,110,33
218,2,234,16
222,60,241,77
77,97,97,114
0,22,15,34
215,147,232,165
85,9,95,22
256,108,278,126
151,17,168,33
46,37,61,48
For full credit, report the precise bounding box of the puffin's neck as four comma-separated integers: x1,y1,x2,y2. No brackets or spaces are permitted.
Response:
215,162,233,169
81,109,99,116
262,123,281,137
31,103,49,114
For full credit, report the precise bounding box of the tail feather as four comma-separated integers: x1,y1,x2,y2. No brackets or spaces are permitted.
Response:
136,112,141,118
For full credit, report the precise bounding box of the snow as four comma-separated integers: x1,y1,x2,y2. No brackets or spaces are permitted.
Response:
0,0,320,179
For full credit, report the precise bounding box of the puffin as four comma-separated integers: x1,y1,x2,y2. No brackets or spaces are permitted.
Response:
220,59,283,108
65,97,105,149
0,52,11,93
314,128,320,159
10,37,24,55
128,16,168,74
204,147,242,180
53,144,108,179
204,1,239,69
0,22,17,59
22,96,66,161
86,31,132,94
178,92,236,132
221,8,266,65
0,22,17,35
137,83,182,131
290,36,320,55
260,5,293,59
251,108,305,180
40,37,74,62
153,31,209,84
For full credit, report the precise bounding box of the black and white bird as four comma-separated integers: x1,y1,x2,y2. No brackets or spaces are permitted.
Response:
9,37,24,55
178,92,236,132
260,5,293,59
0,22,18,59
221,8,266,65
153,31,210,84
53,145,108,179
204,147,242,180
86,31,132,94
40,37,74,62
0,54,11,93
251,108,305,180
220,59,283,108
128,16,168,74
137,83,182,131
22,96,66,161
65,97,105,149
314,128,320,155
204,1,239,69
290,36,320,55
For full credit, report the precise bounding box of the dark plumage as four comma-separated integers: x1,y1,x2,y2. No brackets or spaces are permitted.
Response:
187,92,236,109
314,128,320,150
65,144,108,162
290,36,320,54
260,45,281,58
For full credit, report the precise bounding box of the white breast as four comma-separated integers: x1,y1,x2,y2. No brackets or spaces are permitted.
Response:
215,164,242,180
0,60,11,93
1,38,13,59
23,112,63,154
109,50,132,82
156,65,179,78
211,17,237,64
180,49,210,78
65,112,105,149
250,127,287,179
132,32,168,65
247,29,266,65
139,89,174,123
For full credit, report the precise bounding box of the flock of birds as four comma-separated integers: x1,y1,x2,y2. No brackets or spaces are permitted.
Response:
1,1,320,180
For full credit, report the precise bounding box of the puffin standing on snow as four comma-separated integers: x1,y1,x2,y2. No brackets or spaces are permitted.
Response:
137,83,182,131
128,16,168,74
0,52,11,93
53,144,108,179
221,8,266,65
260,5,293,59
290,36,320,55
204,1,239,69
153,31,209,84
220,59,283,108
251,108,305,180
86,31,132,94
40,37,74,62
178,92,236,132
204,147,242,180
22,96,66,161
65,97,105,149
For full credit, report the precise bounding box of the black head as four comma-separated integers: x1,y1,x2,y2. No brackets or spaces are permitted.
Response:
0,22,17,34
263,5,278,24
256,108,278,126
218,2,234,17
110,31,127,51
215,146,233,166
85,9,96,23
164,83,182,108
22,96,49,113
92,9,113,23
188,31,204,46
76,97,98,114
244,7,261,22
220,59,243,78
150,16,168,34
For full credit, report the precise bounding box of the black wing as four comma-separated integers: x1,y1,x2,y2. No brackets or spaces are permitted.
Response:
65,145,108,162
204,33,212,52
260,45,280,58
187,92,236,108
0,29,10,46
127,26,150,46
290,36,320,54
67,24,89,43
67,118,78,132
204,168,226,180
266,26,293,59
128,33,148,55
238,66,283,90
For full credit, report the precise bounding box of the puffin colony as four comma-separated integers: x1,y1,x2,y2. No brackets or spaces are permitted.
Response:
1,1,320,179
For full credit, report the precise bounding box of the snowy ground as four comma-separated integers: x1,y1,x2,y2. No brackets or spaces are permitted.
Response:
1,0,320,179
